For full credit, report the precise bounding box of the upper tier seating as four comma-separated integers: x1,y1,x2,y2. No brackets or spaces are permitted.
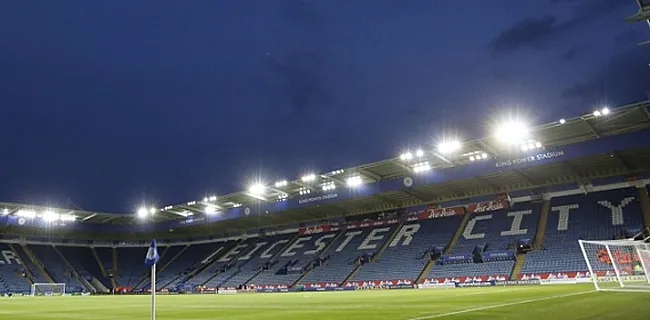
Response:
298,224,399,285
137,245,186,289
351,216,463,282
521,188,645,276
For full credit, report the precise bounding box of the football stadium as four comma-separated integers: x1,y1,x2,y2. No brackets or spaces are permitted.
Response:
2,2,650,320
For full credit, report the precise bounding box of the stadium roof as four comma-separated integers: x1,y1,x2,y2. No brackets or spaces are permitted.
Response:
3,100,649,233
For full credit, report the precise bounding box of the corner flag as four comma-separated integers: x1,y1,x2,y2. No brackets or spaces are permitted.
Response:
144,240,159,320
144,240,160,267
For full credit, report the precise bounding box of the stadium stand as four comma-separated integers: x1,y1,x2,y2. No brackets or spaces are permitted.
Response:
114,247,147,289
219,232,298,288
351,216,463,282
298,224,399,286
246,231,339,287
160,242,232,290
57,246,111,291
186,239,256,287
11,245,48,284
520,188,645,277
0,243,31,294
425,202,541,281
29,245,86,292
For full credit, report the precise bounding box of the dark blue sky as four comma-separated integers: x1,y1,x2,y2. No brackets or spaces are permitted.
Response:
1,0,648,213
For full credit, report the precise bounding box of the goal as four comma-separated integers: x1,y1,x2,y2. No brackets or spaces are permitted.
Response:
579,238,650,292
30,283,66,296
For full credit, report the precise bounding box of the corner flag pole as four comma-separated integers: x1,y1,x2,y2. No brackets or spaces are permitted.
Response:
151,263,157,320
145,240,160,320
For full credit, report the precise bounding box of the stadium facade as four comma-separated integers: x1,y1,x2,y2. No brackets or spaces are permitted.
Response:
1,101,650,295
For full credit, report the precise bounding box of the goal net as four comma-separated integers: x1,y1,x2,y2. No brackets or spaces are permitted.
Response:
30,283,66,296
579,239,650,292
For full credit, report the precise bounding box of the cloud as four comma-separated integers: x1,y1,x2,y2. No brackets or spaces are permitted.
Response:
561,47,650,104
558,43,593,61
490,0,632,55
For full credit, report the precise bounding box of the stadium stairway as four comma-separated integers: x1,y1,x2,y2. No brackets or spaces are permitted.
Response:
159,241,230,288
160,244,229,289
52,246,95,293
533,200,551,248
239,233,300,287
112,247,118,286
415,213,469,284
340,223,403,286
7,244,36,284
91,247,117,290
510,253,526,280
20,245,54,283
290,231,344,287
184,240,243,287
133,246,178,289
638,186,650,228
200,239,255,287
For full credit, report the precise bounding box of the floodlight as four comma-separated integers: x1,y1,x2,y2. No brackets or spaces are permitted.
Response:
42,211,59,222
301,174,316,182
60,215,76,222
16,209,36,218
299,188,311,195
469,156,476,161
415,149,424,157
413,162,431,173
275,180,288,188
559,118,566,125
593,110,601,117
187,201,196,206
400,152,413,161
248,183,266,195
232,203,242,208
346,175,363,187
209,196,217,202
2,208,8,215
204,205,217,215
321,182,336,191
495,121,530,145
437,140,461,154
481,153,488,159
601,107,610,115
137,208,149,218
203,197,208,202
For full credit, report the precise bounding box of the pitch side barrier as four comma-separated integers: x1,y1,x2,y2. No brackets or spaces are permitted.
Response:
418,280,541,289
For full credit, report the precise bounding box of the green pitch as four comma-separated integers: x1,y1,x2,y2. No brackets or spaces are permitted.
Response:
1,284,649,319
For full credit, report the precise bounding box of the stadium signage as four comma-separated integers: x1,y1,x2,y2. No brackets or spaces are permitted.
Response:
299,224,332,235
420,206,465,219
495,150,565,168
467,199,510,213
298,193,338,205
494,280,540,286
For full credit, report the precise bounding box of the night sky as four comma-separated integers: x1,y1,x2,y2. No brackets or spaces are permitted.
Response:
1,0,648,213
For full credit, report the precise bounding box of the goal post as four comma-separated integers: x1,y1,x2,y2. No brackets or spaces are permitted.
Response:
579,239,650,292
30,283,66,296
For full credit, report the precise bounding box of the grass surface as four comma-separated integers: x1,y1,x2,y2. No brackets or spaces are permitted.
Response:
1,284,649,319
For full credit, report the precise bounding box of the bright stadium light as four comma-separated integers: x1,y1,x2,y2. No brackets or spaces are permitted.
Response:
559,118,566,125
301,174,317,182
299,188,311,195
413,162,431,173
495,120,530,145
274,180,288,188
137,207,149,218
60,214,76,222
42,210,59,222
601,107,610,115
437,140,461,154
415,149,424,157
400,152,413,161
2,208,8,215
248,183,266,195
204,205,217,215
346,175,363,187
321,182,336,191
16,209,36,218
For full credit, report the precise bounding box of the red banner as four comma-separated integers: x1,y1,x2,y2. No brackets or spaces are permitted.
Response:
422,275,509,284
299,224,332,235
418,206,465,220
467,199,510,213
344,279,414,287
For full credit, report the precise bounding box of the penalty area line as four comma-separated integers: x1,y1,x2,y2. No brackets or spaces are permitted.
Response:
406,290,595,320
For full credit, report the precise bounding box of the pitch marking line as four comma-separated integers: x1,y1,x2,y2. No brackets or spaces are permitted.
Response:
406,290,595,320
